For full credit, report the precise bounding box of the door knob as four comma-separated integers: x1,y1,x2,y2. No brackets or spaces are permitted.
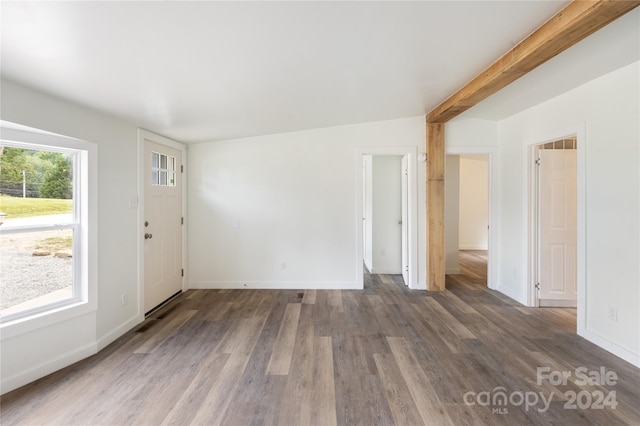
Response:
145,233,153,240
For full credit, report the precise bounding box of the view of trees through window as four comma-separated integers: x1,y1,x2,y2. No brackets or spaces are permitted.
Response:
0,145,76,318
0,147,72,199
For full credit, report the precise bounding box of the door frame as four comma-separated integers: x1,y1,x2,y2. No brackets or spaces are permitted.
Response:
401,154,409,286
137,129,187,318
356,147,418,289
445,146,497,290
526,125,585,327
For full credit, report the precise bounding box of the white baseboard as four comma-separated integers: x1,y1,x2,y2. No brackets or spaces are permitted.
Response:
495,282,527,305
370,268,402,275
446,268,461,275
1,342,96,395
1,315,145,395
459,246,488,250
411,280,427,291
579,329,640,368
539,299,577,308
96,314,144,352
189,281,360,290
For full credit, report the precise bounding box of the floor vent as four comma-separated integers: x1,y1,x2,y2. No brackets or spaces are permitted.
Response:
145,290,183,317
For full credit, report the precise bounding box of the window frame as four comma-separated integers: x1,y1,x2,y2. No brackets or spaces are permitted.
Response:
151,151,177,187
0,122,97,339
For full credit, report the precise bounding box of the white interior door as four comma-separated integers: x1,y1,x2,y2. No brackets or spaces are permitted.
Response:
144,139,183,312
401,155,409,286
538,148,577,305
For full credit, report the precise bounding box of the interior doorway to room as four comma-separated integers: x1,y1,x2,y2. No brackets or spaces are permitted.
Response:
533,138,578,307
445,154,490,287
362,154,409,286
142,136,184,314
459,155,489,285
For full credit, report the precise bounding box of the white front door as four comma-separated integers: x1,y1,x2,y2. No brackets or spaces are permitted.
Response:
144,139,183,312
538,148,577,305
401,155,409,286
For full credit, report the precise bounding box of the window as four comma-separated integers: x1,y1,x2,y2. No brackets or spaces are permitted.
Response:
0,122,96,331
151,151,176,187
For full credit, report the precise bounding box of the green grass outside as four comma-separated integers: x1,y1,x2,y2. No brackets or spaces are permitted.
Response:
0,195,72,219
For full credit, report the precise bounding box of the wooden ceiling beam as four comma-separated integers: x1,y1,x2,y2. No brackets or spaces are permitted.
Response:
426,0,640,123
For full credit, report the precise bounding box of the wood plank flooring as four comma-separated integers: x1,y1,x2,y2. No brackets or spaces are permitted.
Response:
2,252,639,425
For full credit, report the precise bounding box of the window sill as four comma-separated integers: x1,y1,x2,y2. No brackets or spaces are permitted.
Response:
0,300,97,341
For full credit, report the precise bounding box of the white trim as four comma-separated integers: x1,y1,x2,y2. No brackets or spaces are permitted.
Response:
0,301,95,340
579,329,640,368
495,283,527,306
355,146,419,289
190,281,359,290
0,341,97,395
445,146,498,290
137,129,187,317
459,246,488,250
0,124,98,339
539,299,578,308
96,314,144,351
370,268,403,275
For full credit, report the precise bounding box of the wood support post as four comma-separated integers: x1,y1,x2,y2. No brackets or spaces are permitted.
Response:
425,122,445,291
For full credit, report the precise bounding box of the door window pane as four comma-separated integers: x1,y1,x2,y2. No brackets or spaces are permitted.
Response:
151,151,177,187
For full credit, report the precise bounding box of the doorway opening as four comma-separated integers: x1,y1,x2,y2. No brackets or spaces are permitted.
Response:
531,137,578,308
362,155,407,287
356,147,417,290
444,152,492,288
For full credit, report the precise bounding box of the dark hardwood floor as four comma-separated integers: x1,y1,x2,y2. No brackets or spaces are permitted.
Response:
2,254,639,425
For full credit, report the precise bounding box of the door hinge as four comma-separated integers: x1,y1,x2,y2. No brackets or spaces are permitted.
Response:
535,158,541,166
181,217,184,225
181,164,184,173
181,269,184,277
405,266,409,272
535,282,541,290
405,169,408,176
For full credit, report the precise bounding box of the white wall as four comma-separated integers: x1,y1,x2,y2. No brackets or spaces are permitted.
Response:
1,79,142,393
188,117,426,289
444,155,460,274
459,155,488,250
371,156,402,274
363,155,373,271
446,118,499,149
502,61,639,365
447,61,640,366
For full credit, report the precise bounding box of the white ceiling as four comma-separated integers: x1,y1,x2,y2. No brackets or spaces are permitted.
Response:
6,0,624,144
462,6,640,121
